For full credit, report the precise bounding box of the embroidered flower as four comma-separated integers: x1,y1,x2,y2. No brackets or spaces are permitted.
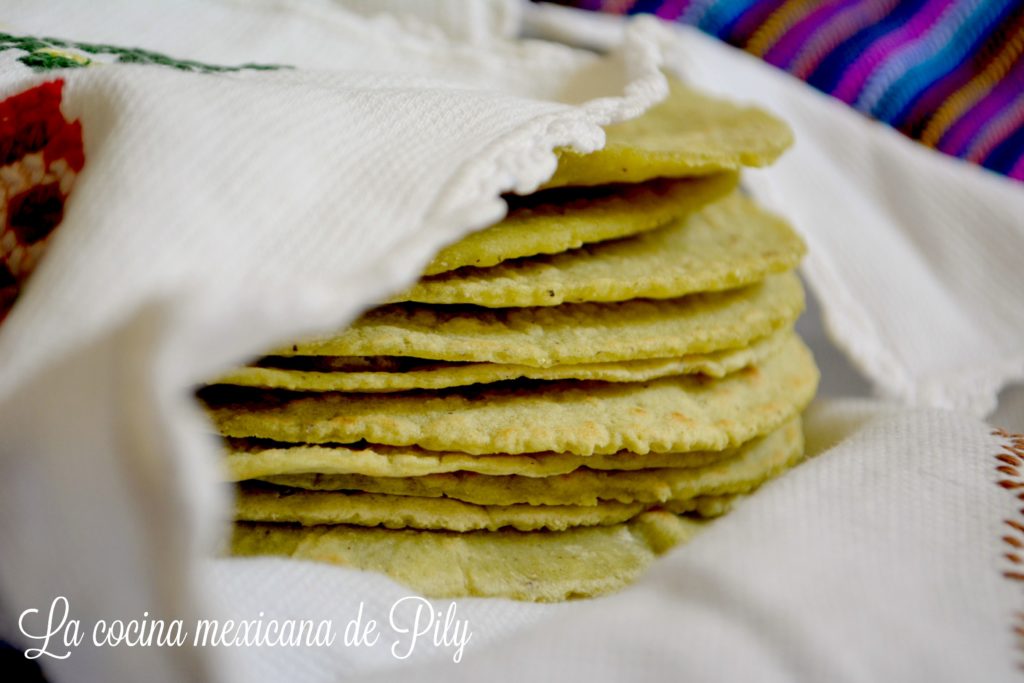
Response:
0,79,83,323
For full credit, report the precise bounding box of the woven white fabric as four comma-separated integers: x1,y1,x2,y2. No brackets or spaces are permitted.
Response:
0,2,1020,682
0,2,668,681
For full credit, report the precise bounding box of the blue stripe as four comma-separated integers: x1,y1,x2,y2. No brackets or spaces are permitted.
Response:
629,0,669,14
699,0,762,35
874,0,1016,124
807,0,931,94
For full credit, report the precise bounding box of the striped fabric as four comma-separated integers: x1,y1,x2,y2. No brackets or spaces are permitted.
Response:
546,0,1024,181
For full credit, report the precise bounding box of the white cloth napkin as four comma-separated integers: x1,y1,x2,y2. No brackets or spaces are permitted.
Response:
0,2,1021,682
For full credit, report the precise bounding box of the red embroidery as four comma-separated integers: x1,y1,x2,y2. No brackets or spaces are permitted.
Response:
0,79,83,324
993,428,1024,670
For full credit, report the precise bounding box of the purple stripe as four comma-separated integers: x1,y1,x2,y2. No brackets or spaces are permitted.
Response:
762,0,857,70
1009,144,1024,179
940,55,1024,156
832,0,956,103
791,0,900,79
655,0,691,20
967,89,1024,162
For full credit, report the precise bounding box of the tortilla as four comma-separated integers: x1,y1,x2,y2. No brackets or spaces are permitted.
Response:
424,173,736,275
204,334,818,456
231,510,705,601
398,191,805,307
273,272,804,367
224,435,741,481
261,417,802,506
235,485,735,531
545,79,793,188
215,328,789,393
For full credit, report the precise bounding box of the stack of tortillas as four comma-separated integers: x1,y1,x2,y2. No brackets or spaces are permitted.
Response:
203,81,820,601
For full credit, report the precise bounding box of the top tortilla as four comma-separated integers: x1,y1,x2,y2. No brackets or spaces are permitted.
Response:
544,79,793,188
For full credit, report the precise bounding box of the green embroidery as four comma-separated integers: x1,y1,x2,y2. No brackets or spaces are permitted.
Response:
0,33,288,73
17,51,90,71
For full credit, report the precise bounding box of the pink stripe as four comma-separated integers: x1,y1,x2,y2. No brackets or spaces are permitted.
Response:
763,0,854,69
940,57,1024,156
967,91,1024,163
1008,147,1024,179
791,0,900,79
832,0,955,103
